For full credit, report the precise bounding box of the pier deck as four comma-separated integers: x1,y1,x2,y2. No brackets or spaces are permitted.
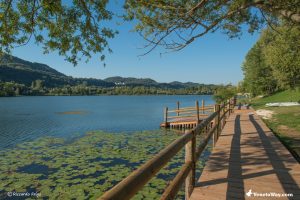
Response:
160,100,214,129
159,117,208,129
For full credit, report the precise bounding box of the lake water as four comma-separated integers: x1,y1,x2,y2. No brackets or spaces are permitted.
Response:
0,95,214,149
0,95,214,199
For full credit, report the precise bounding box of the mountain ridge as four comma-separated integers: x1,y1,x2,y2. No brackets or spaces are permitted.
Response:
0,54,215,89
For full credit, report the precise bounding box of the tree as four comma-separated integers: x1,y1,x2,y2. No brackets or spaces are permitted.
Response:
242,42,276,96
31,79,44,90
0,0,117,65
125,0,300,55
261,26,300,89
1,1,299,64
0,81,27,96
213,85,236,103
242,23,300,95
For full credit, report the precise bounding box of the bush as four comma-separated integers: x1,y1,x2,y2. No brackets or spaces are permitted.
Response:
213,87,235,104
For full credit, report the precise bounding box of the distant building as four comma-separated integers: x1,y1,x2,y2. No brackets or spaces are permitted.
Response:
237,93,251,98
115,82,125,86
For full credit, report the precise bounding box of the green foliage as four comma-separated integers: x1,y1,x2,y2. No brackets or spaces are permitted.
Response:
242,24,300,96
213,85,236,104
125,0,300,54
251,89,300,109
0,81,26,96
0,0,117,65
1,1,299,62
0,130,210,199
0,80,221,97
31,79,44,90
262,26,300,89
242,42,277,96
46,85,218,96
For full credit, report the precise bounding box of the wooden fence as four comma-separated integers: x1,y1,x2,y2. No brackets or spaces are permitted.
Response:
99,99,234,200
161,100,215,128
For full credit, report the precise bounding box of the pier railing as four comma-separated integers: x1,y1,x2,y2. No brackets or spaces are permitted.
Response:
161,100,215,128
99,99,234,200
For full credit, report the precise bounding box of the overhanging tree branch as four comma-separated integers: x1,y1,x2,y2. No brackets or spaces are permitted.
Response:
125,0,300,55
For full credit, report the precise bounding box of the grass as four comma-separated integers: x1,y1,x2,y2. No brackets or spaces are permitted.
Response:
250,89,300,161
251,89,300,109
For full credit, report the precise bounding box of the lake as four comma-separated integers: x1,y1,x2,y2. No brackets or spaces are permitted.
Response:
0,95,214,150
0,95,214,199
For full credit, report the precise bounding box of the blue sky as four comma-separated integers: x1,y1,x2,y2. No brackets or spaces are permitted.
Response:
11,2,260,85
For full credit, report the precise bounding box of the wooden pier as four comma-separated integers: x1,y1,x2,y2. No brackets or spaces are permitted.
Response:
190,107,300,199
160,100,215,129
99,100,300,200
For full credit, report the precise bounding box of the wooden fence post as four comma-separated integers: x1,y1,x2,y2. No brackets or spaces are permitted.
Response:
222,103,226,128
227,99,231,119
196,101,200,124
164,107,168,127
177,101,180,116
185,130,196,200
227,100,230,116
213,105,216,147
202,99,205,114
231,97,234,113
233,96,237,112
217,104,221,138
228,98,232,114
213,105,219,147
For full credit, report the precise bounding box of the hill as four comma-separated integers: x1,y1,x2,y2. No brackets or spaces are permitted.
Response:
103,77,215,89
0,54,220,96
0,54,114,88
104,76,158,87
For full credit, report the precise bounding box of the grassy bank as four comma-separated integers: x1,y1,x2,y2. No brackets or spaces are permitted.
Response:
251,89,300,161
251,89,300,108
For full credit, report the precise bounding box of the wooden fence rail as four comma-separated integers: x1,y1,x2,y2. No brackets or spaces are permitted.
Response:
161,100,216,128
165,100,214,118
99,99,234,200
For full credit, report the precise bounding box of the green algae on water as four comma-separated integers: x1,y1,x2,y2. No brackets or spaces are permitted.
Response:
0,130,209,200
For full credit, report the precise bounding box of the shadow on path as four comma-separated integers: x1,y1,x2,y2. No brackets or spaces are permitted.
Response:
226,114,245,199
192,111,300,200
249,114,300,197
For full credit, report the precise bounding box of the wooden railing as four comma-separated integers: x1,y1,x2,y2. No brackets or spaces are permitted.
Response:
164,100,214,124
99,99,234,200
